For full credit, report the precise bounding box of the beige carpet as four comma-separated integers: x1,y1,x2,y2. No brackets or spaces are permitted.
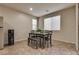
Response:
0,40,78,55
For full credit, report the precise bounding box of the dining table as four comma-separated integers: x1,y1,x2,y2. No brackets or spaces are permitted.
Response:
29,31,52,48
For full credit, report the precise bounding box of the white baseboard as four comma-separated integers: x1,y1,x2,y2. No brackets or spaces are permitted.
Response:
14,38,75,45
53,39,75,44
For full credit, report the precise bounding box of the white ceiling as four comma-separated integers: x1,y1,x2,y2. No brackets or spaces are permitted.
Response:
1,3,75,17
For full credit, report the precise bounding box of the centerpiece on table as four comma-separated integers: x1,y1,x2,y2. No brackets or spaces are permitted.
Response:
36,28,43,33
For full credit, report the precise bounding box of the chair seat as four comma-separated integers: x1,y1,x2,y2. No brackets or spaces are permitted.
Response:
28,37,40,49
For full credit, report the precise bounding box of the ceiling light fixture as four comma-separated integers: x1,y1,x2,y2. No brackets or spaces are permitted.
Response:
30,8,33,11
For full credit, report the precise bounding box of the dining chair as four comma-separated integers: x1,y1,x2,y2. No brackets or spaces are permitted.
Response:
28,37,39,49
44,31,52,48
28,33,40,49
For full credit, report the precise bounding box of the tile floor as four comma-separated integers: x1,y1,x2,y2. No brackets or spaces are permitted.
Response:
0,40,78,55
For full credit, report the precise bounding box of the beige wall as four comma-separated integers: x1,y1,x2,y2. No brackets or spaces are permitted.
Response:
0,6,35,44
78,4,79,49
39,6,76,44
0,17,4,49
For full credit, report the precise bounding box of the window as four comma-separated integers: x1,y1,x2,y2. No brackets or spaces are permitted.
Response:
44,15,61,30
44,18,51,30
32,19,37,30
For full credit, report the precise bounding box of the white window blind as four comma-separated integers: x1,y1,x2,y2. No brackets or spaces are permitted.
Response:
32,19,37,30
44,15,61,30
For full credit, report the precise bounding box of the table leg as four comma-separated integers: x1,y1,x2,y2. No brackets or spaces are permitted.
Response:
42,37,45,49
39,38,41,48
50,35,52,47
